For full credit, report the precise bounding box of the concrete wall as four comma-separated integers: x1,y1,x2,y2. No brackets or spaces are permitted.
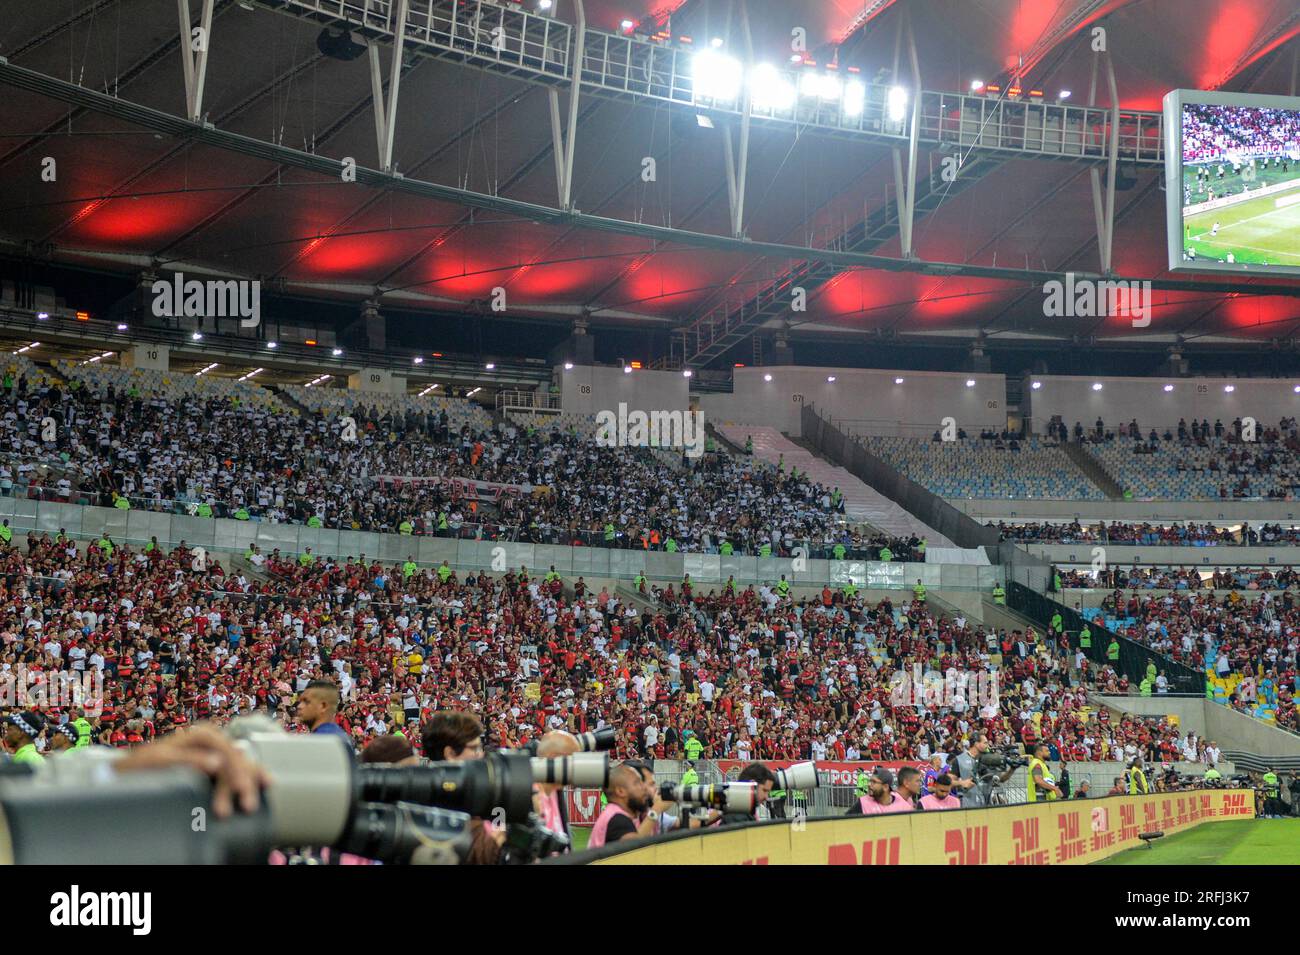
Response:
1205,703,1300,758
954,498,1300,522
559,364,688,419
1100,695,1210,737
348,367,405,395
1101,695,1300,758
699,366,1006,438
1025,373,1300,434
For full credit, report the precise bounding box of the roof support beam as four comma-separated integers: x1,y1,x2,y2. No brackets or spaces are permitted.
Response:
890,6,922,258
366,0,411,172
559,0,585,210
177,0,216,122
1087,49,1120,274
2,59,1298,304
721,1,753,238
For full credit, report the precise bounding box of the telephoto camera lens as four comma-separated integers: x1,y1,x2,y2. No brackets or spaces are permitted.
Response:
357,752,536,823
772,761,819,791
530,752,609,788
574,727,616,752
660,782,758,814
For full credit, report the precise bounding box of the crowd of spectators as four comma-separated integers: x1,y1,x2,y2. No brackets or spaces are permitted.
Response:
1060,566,1300,591
1081,589,1299,733
995,521,1242,545
0,367,860,558
0,523,1234,764
1182,104,1300,164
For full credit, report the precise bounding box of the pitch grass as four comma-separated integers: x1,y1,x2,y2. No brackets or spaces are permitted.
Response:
1182,177,1300,267
1097,819,1300,865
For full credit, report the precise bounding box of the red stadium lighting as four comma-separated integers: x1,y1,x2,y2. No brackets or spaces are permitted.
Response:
75,311,90,321
734,363,745,367
630,360,642,369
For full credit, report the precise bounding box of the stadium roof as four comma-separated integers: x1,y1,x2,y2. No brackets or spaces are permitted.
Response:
2,0,1300,369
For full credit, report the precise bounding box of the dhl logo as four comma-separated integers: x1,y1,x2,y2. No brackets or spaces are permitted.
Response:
1222,793,1252,817
1009,817,1050,865
944,826,989,865
1056,812,1088,862
827,837,901,865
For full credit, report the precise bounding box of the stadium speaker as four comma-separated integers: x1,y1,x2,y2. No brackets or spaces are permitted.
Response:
317,25,366,61
1100,163,1138,191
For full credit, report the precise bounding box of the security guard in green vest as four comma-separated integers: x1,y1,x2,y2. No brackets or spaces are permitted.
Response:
604,522,616,543
1127,759,1149,795
1203,765,1222,784
113,492,130,510
234,506,250,521
776,575,790,598
842,580,858,600
680,761,700,788
438,512,449,533
634,572,647,592
399,519,413,535
664,537,678,553
992,583,1006,605
1079,623,1092,649
745,435,753,455
1139,675,1153,697
196,501,213,518
1053,570,1062,592
917,538,926,558
720,540,733,556
97,535,113,559
1050,611,1063,638
879,545,893,562
913,579,926,602
832,542,847,561
298,547,315,567
437,561,453,583
1027,742,1061,802
71,707,93,748
683,733,705,761
0,519,11,545
403,557,418,579
759,542,772,557
831,488,842,510
1262,768,1280,816
855,768,871,798
1106,637,1120,662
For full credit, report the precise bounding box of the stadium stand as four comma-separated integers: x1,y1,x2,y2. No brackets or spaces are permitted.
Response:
861,435,1107,500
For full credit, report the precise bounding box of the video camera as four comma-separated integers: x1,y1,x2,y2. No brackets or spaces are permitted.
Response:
977,747,1028,773
660,781,759,814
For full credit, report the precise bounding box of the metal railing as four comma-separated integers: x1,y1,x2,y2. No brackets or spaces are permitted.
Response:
263,0,1163,165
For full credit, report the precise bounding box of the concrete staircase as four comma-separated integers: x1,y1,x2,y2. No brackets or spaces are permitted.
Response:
715,424,953,546
1062,441,1125,499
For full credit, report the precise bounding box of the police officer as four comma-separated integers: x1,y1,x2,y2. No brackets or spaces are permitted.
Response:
680,760,700,788
1027,742,1062,802
1262,767,1281,817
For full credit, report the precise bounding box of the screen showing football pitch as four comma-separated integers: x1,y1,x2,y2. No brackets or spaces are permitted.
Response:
1165,90,1300,275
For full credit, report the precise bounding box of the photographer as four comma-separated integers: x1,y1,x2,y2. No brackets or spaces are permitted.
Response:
951,732,1014,808
720,763,777,825
534,731,581,845
420,711,502,864
589,763,657,847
